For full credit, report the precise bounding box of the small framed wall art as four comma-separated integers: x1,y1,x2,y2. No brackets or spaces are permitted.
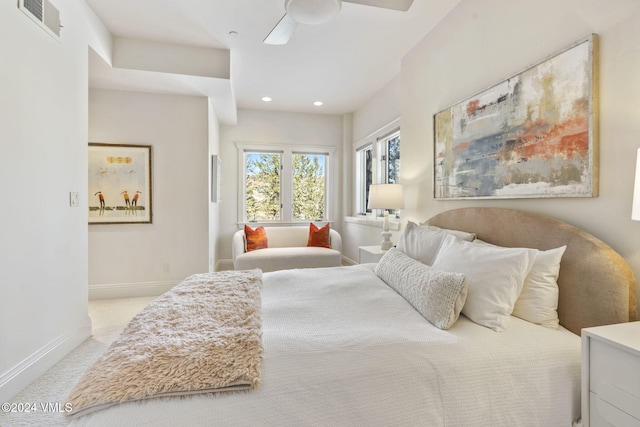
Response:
88,143,153,224
211,155,222,203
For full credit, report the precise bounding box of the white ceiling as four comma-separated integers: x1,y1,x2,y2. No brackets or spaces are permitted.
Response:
85,0,461,124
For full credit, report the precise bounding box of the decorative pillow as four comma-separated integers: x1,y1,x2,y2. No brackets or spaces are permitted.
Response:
244,225,268,252
395,222,447,265
419,223,477,242
307,223,331,248
512,246,566,329
431,234,535,332
375,248,468,330
396,222,476,265
474,240,566,329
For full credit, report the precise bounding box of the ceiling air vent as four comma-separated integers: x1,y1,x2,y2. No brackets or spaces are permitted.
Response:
18,0,61,39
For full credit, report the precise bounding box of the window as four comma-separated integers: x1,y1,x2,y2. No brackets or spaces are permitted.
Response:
238,143,333,223
354,125,401,215
355,145,373,214
385,132,400,184
245,151,282,221
292,153,326,220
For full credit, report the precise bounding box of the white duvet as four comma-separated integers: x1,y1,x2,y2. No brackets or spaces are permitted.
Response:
70,264,581,427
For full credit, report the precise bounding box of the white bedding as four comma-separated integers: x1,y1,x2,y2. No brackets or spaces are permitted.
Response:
69,264,581,427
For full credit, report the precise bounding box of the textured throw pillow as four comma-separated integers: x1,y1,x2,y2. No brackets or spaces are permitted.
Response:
244,225,268,252
375,248,468,330
307,223,331,248
512,245,566,329
431,234,535,332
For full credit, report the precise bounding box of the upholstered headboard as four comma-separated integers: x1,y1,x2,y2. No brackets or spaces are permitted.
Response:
426,207,637,336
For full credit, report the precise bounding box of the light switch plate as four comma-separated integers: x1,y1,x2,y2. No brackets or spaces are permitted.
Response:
70,192,80,207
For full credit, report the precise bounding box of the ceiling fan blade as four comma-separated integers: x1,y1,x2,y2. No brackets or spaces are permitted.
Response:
263,14,298,45
343,0,414,11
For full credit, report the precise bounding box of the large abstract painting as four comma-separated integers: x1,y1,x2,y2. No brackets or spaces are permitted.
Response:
89,143,153,224
434,34,598,199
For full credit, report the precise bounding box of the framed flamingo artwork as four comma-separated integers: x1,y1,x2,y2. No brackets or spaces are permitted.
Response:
88,143,153,224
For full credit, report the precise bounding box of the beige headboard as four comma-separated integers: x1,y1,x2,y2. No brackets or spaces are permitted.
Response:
426,207,637,335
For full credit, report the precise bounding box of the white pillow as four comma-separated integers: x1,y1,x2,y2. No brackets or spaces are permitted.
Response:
474,240,566,329
396,222,447,265
375,249,468,330
431,234,535,332
396,222,476,265
512,246,566,329
419,223,477,242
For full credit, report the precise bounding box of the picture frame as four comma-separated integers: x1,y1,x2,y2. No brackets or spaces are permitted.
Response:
434,34,598,200
88,143,153,224
211,155,222,203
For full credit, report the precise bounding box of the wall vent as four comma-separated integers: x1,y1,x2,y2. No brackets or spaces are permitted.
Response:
18,0,61,39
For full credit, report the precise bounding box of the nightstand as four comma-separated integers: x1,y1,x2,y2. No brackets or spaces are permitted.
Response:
582,321,640,427
358,245,387,263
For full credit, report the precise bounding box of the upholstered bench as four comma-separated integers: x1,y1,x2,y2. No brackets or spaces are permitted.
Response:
232,225,342,272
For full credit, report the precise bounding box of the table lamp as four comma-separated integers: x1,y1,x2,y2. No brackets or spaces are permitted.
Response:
368,183,404,250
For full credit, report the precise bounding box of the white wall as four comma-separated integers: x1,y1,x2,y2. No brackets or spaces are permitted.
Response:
217,109,344,267
352,0,640,310
352,75,402,142
209,99,222,272
88,89,211,297
0,0,108,401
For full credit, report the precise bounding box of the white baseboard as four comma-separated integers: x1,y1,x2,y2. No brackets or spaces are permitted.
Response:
89,280,179,300
342,255,357,266
215,259,234,271
0,317,92,402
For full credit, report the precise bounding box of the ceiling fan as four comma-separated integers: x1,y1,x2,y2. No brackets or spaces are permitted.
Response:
264,0,414,45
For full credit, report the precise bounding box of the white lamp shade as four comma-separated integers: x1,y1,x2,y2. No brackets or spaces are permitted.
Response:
368,184,405,210
632,149,640,220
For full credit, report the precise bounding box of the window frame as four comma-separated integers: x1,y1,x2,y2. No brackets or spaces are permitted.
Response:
236,142,336,224
353,119,401,216
355,143,373,215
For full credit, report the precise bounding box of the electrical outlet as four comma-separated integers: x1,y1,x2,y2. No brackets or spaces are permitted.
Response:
163,262,172,273
69,192,80,207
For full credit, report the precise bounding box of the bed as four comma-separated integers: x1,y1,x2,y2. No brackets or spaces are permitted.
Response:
67,208,637,427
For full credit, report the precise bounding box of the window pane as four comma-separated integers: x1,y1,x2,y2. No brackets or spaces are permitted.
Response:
365,148,373,212
387,134,400,184
293,153,326,220
245,152,281,221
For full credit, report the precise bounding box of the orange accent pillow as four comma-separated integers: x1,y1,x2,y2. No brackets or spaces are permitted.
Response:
307,223,331,248
244,225,268,252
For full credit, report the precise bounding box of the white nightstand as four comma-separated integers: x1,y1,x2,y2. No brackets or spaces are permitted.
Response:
582,321,640,427
358,245,387,263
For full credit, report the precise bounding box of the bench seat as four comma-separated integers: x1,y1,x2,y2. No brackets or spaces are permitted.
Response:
232,226,342,272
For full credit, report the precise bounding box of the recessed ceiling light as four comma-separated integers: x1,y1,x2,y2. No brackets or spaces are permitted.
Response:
313,101,323,106
262,97,272,102
228,31,239,37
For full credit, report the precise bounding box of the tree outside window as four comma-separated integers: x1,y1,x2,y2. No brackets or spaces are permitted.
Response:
386,134,400,184
293,154,326,220
245,152,281,221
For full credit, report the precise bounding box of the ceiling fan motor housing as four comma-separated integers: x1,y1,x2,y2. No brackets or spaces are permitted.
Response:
285,0,341,25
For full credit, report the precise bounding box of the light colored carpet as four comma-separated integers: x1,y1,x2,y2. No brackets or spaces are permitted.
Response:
1,296,156,427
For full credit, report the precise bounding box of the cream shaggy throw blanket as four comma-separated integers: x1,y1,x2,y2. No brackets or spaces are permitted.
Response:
66,270,263,419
